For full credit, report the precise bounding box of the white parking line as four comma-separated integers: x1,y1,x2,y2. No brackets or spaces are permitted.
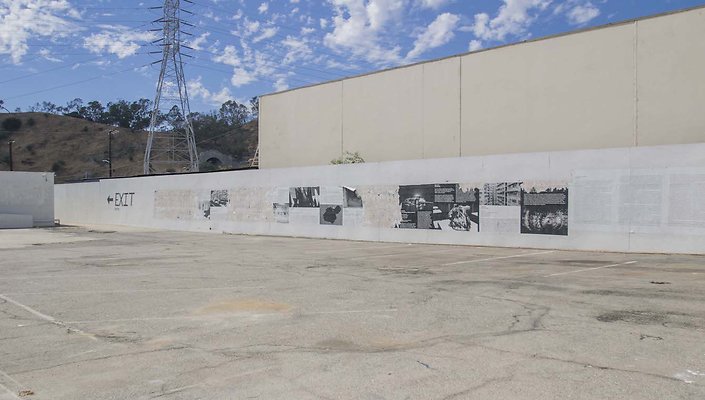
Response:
347,247,460,261
545,261,638,277
0,294,97,341
440,250,556,266
0,370,22,400
306,244,410,254
3,286,266,296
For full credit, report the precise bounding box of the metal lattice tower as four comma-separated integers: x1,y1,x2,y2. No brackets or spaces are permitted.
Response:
144,0,199,174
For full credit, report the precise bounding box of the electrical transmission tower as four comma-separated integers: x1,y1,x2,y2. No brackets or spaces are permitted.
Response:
144,0,199,174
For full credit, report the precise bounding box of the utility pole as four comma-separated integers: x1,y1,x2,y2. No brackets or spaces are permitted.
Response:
108,129,117,177
103,130,117,178
8,140,14,171
143,0,199,174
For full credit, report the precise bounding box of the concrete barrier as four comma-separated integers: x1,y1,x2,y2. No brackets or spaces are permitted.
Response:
0,171,54,228
55,143,705,254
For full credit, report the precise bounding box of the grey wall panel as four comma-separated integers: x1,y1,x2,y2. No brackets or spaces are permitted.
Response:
460,23,636,156
422,57,461,159
260,81,343,168
342,65,424,163
637,8,705,146
0,172,54,227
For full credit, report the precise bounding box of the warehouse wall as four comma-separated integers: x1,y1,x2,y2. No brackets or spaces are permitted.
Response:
55,143,705,254
0,171,54,228
259,7,705,169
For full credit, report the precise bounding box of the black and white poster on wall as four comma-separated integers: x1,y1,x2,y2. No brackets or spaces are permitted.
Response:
342,187,364,226
210,190,229,207
320,204,343,225
481,182,522,234
206,189,229,219
520,183,569,236
273,203,289,223
397,184,480,231
343,187,363,208
289,187,320,207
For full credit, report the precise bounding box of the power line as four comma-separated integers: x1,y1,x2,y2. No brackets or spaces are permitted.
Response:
5,62,156,100
0,55,113,84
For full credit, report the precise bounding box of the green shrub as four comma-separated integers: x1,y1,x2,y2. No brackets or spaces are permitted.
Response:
331,151,365,165
51,160,66,173
1,117,22,131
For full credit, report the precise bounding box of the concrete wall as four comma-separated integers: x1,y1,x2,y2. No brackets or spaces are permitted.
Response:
259,7,705,168
0,171,54,228
55,143,705,254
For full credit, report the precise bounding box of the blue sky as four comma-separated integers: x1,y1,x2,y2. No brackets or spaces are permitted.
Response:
1,0,704,113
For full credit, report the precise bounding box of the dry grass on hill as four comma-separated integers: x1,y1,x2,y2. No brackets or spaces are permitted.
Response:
0,113,258,183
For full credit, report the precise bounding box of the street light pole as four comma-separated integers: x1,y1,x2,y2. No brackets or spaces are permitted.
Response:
107,129,117,178
108,132,112,178
8,140,14,171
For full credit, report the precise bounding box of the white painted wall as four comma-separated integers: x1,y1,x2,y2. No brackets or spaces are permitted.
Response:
259,7,705,168
55,143,705,254
0,171,54,228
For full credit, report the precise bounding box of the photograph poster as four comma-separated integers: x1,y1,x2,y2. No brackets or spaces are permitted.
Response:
210,190,230,207
343,187,363,208
481,182,522,233
520,183,569,236
320,204,343,225
397,184,480,231
273,203,290,223
208,189,230,219
289,187,320,208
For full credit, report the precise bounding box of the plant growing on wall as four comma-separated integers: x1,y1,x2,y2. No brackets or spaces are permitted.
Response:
331,151,365,165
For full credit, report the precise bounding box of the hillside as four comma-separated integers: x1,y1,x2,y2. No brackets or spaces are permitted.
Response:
0,113,258,183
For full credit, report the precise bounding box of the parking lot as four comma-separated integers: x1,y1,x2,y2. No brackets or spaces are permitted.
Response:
0,226,704,399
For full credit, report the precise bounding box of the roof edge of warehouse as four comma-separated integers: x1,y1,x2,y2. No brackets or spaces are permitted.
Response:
260,3,705,98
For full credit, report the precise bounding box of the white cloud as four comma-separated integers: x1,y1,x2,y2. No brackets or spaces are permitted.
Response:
471,0,552,43
213,45,242,67
258,2,269,14
187,77,234,106
320,18,329,28
83,25,158,59
468,39,483,52
231,67,257,87
417,0,450,9
187,32,210,51
211,43,279,88
282,36,313,64
274,76,290,92
324,0,408,65
566,2,600,25
38,48,62,62
406,12,459,60
0,0,80,64
245,20,261,34
253,27,278,43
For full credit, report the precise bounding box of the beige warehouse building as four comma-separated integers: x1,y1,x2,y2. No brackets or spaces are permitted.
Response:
259,6,705,169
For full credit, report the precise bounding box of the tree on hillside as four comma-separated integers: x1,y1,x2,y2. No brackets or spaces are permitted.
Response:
103,99,153,130
249,96,259,119
29,101,59,113
78,101,106,122
219,100,249,127
62,98,84,116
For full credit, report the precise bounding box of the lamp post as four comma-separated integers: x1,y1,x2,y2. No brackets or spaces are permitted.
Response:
106,129,118,178
8,140,14,171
